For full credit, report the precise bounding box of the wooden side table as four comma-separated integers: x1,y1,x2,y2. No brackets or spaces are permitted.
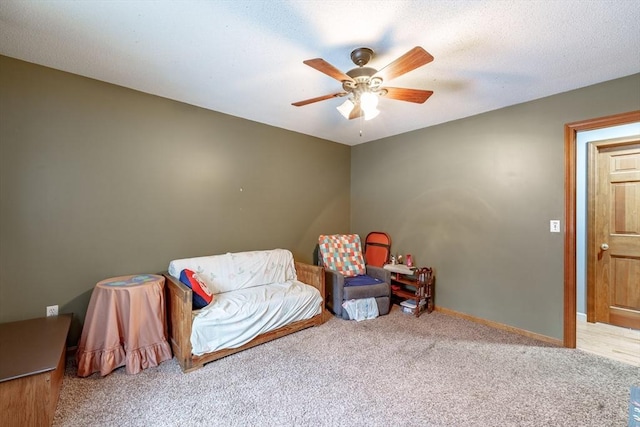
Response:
0,314,71,427
386,265,435,317
76,274,172,377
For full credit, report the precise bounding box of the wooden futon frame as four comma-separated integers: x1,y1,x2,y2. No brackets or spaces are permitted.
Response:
163,262,325,372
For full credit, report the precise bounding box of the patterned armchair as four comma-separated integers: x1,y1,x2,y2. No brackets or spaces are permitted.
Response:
318,234,391,319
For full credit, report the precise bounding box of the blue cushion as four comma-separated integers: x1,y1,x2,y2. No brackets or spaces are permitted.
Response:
344,274,382,287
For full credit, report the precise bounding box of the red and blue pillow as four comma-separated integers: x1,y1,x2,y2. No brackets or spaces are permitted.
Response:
179,269,214,309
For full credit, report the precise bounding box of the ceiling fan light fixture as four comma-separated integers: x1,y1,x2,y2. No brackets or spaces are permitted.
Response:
363,107,380,121
293,46,435,125
360,91,380,120
337,99,355,119
360,91,379,112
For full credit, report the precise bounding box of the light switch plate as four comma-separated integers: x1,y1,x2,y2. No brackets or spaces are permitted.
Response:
550,220,561,233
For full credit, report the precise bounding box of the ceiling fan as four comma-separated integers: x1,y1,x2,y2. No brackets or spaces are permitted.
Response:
292,46,434,121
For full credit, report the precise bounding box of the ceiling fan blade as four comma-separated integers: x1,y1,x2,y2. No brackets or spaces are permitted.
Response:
349,103,363,120
382,87,434,104
292,92,347,107
303,58,355,83
373,47,434,82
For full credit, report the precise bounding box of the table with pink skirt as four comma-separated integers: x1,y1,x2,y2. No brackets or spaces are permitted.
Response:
76,274,172,377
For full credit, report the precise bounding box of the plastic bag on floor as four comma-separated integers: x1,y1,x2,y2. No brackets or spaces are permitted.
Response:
342,297,379,321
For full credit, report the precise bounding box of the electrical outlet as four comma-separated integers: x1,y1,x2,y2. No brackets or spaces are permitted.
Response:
46,305,58,317
550,220,561,233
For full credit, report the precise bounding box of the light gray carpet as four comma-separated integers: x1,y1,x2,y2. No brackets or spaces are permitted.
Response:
54,307,639,426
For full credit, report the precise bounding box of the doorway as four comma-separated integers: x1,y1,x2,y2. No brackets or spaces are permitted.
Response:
564,110,640,348
587,138,640,329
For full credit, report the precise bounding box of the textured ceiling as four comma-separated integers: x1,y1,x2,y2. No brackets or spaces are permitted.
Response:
1,1,639,145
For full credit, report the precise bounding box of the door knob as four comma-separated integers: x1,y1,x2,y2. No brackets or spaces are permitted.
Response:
601,243,609,251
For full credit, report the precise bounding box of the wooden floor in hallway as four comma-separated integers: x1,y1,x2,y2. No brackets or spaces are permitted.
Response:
577,316,640,367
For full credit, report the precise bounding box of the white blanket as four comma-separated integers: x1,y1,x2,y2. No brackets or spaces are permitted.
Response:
190,280,321,356
342,297,379,321
168,249,297,294
168,249,322,356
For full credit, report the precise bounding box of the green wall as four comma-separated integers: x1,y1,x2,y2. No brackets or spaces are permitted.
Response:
0,56,351,343
2,53,639,345
351,73,640,340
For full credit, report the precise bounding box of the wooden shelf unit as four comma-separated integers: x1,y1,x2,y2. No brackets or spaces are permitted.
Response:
390,267,435,317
